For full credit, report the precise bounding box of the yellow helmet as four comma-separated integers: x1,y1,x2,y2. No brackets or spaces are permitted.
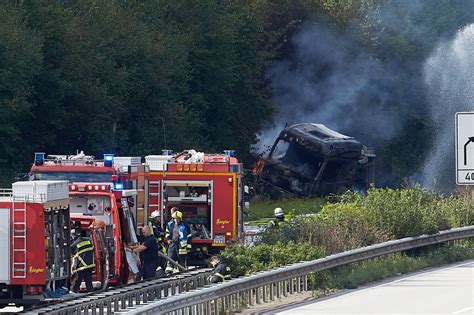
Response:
172,210,183,220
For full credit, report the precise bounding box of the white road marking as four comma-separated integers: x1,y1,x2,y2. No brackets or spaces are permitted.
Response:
452,307,474,314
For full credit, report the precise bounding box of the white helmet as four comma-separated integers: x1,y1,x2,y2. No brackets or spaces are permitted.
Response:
150,210,160,218
274,207,284,217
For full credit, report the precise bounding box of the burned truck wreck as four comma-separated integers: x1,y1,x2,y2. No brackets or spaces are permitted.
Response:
253,123,375,198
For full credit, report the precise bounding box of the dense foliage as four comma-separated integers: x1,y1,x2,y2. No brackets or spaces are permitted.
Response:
226,187,474,276
1,1,474,187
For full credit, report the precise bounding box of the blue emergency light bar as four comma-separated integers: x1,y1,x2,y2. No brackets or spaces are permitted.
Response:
162,149,173,156
223,150,235,157
34,152,45,165
114,182,124,190
103,154,114,167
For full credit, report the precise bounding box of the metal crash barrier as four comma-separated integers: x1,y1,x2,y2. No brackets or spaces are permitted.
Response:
23,268,213,315
122,226,474,314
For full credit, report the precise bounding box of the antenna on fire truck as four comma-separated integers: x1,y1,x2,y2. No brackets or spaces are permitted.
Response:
159,116,167,150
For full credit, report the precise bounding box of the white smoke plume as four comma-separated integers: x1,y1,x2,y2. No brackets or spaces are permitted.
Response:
422,24,474,190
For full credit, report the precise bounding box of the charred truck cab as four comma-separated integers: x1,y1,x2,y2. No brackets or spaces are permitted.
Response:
254,123,375,198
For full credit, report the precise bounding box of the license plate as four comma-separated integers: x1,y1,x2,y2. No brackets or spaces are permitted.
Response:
213,235,225,244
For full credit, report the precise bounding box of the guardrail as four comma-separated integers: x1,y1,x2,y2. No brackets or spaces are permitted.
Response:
124,225,474,314
23,268,213,315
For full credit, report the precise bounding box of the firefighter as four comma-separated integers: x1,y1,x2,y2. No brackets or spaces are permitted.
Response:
130,226,160,280
71,229,95,293
267,207,285,228
148,210,164,243
166,207,179,232
207,256,231,283
165,210,189,273
148,210,166,273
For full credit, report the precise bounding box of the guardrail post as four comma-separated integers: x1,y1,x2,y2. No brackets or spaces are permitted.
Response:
220,297,225,313
277,281,282,299
136,291,141,305
303,274,308,291
269,282,275,301
121,294,127,309
236,293,240,311
114,297,119,312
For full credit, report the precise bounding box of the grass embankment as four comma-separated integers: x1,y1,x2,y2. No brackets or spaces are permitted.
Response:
224,186,474,293
244,197,325,225
311,241,474,293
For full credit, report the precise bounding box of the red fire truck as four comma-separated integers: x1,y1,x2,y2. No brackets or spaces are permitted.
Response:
26,148,244,277
28,152,144,287
0,181,70,307
144,150,245,263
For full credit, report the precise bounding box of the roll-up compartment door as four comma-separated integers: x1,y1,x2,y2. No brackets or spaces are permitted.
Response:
0,208,10,283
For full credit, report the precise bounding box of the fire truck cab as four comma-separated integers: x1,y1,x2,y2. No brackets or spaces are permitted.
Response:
145,150,244,263
0,181,70,307
28,152,142,286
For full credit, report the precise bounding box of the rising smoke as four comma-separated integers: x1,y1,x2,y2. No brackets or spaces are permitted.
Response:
422,24,474,191
255,22,401,155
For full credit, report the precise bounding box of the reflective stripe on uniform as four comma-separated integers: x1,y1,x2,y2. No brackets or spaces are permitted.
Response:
73,240,95,271
74,255,96,272
75,247,93,257
76,240,93,249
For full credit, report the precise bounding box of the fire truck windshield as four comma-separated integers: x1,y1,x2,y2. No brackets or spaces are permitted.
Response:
70,195,113,225
30,171,113,183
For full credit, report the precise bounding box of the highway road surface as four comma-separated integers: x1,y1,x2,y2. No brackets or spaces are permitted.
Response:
275,260,474,315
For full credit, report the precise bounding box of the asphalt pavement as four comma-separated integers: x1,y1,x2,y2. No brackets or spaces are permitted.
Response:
274,260,474,315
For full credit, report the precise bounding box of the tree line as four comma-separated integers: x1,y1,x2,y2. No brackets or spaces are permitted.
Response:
0,1,473,188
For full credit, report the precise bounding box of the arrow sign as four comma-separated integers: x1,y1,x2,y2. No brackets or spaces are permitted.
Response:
456,112,474,185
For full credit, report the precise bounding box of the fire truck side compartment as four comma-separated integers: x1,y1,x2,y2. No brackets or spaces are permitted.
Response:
0,208,9,284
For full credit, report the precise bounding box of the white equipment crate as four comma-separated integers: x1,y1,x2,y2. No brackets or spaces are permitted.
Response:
113,156,142,172
12,180,69,202
145,155,173,171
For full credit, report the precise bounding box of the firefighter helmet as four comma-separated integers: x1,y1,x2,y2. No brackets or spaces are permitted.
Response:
150,210,160,218
274,207,284,218
172,210,183,220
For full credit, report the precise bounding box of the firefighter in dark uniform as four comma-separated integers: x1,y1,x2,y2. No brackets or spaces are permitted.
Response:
148,210,166,273
148,210,165,244
208,256,231,283
71,230,95,293
130,226,160,280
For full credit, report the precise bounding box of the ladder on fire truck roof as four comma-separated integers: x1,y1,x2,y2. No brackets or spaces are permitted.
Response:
148,181,160,216
12,199,27,279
